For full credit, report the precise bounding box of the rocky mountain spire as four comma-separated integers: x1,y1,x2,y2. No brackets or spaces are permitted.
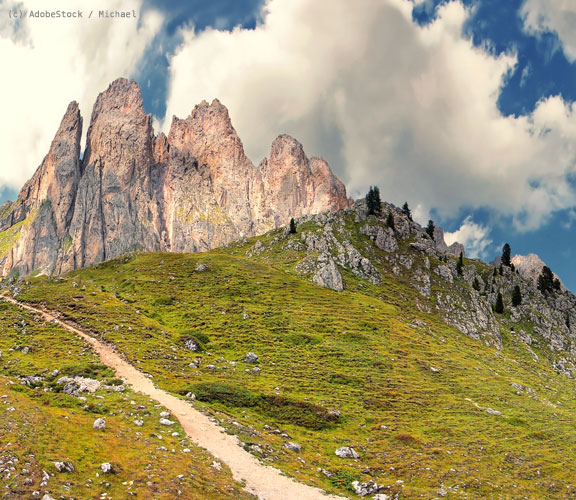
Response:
0,102,83,277
0,78,351,278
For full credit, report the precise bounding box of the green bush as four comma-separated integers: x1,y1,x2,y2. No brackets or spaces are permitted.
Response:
191,382,339,430
329,470,362,493
193,382,260,407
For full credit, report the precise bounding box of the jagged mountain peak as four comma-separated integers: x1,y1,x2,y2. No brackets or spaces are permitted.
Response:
92,77,145,115
0,79,349,277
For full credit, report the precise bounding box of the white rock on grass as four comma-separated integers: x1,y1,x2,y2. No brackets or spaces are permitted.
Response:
283,442,302,452
93,417,106,430
243,352,258,363
335,446,360,459
159,418,175,426
100,462,114,474
53,461,75,473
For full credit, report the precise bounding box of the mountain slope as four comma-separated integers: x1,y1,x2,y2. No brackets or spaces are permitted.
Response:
0,78,348,278
11,202,576,499
0,297,253,499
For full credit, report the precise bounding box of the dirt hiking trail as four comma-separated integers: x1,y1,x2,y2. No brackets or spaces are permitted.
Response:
1,294,348,500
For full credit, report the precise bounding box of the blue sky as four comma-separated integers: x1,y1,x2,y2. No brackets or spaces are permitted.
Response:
3,0,576,289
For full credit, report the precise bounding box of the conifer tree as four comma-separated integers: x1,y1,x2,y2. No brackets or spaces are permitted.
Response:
502,243,511,267
289,218,297,234
426,220,435,240
512,285,522,307
386,211,395,230
402,202,412,221
457,251,464,276
366,186,382,216
495,291,504,314
538,266,556,295
473,277,480,291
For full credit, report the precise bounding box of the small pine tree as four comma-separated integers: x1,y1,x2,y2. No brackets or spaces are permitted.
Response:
426,220,435,240
512,285,522,307
494,291,504,314
402,202,412,221
386,211,395,230
472,277,480,291
289,218,297,234
493,267,497,277
456,252,464,276
502,243,511,267
366,186,382,216
553,278,561,291
373,186,382,216
499,264,503,275
537,266,556,295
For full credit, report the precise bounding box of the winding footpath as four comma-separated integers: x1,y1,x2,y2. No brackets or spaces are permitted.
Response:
1,294,348,500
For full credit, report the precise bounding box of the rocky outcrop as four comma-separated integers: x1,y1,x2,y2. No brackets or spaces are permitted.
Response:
511,253,564,289
0,79,349,277
0,102,82,276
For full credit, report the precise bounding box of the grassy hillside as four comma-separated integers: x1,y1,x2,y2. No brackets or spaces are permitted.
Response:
11,213,576,499
0,298,253,499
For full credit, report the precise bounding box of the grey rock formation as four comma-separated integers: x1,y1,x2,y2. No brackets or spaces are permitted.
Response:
335,446,360,459
313,253,344,292
0,78,350,278
53,461,75,473
512,253,564,289
243,352,259,363
93,417,106,430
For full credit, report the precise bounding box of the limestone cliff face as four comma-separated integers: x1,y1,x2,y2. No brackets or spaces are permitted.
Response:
0,101,82,276
0,78,350,277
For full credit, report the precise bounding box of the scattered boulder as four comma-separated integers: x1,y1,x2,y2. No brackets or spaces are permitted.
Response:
195,263,208,272
57,376,101,396
352,480,385,497
93,417,106,430
183,338,200,352
100,462,114,474
160,418,175,426
53,461,75,473
283,442,302,452
243,352,258,363
20,375,44,386
486,408,502,416
335,446,360,459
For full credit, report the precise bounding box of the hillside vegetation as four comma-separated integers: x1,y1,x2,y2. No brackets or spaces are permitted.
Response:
8,202,576,499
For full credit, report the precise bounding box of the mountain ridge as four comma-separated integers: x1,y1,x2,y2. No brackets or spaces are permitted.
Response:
0,78,348,278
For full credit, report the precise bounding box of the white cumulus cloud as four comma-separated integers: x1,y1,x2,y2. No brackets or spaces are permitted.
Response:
0,0,162,190
521,0,576,61
445,216,493,258
162,0,576,233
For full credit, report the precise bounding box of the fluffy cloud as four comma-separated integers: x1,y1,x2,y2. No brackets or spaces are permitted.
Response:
163,0,576,232
0,0,162,189
445,216,493,259
521,0,576,61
